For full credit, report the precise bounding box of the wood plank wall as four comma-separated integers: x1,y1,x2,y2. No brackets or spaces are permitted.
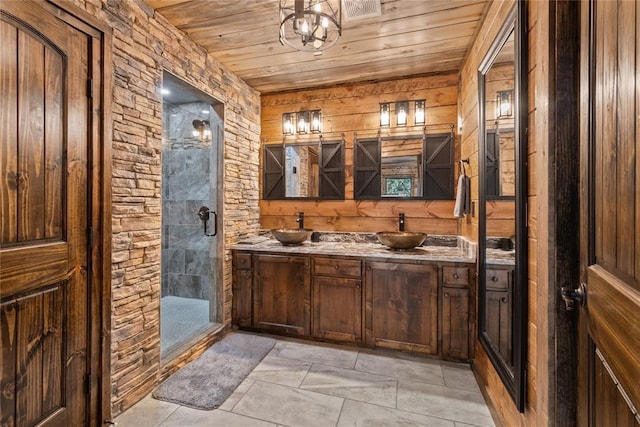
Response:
459,0,549,426
260,73,461,234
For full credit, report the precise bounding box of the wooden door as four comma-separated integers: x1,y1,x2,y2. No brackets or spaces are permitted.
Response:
1,2,97,425
253,254,310,336
312,276,362,343
578,0,640,425
364,261,438,354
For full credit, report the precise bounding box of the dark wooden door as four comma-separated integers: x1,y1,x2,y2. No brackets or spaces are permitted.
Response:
578,0,640,425
364,261,438,354
312,276,362,343
1,2,93,425
253,254,310,336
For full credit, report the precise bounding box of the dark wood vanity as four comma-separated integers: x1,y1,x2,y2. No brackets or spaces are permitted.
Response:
232,244,476,362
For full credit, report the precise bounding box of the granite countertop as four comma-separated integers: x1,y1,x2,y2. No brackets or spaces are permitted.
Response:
232,238,475,264
231,232,516,265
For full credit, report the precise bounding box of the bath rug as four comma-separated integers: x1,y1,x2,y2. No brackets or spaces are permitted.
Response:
152,332,276,410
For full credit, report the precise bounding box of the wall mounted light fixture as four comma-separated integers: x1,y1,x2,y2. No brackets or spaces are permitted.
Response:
310,110,322,133
414,100,425,125
192,119,211,140
395,101,409,127
379,103,390,127
297,110,310,134
496,89,513,118
282,113,295,135
282,110,323,135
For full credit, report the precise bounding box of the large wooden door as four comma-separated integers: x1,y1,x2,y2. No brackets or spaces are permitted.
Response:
1,2,98,425
578,0,640,425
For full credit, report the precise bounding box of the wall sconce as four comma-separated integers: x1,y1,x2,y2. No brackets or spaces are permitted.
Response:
310,110,322,133
395,101,408,127
282,113,295,135
496,89,513,118
414,100,425,125
192,119,211,140
297,110,310,134
380,103,390,127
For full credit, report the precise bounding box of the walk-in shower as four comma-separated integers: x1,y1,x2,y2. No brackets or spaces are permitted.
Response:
160,72,223,357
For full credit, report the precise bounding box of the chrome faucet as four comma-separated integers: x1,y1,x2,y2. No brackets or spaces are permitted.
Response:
296,212,304,229
398,213,405,231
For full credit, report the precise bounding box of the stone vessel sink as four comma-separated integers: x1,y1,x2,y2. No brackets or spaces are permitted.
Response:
376,231,427,250
271,228,313,245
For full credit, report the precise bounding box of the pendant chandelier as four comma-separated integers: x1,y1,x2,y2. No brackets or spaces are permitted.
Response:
279,0,342,53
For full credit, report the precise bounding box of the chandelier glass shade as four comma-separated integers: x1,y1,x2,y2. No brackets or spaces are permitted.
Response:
279,0,342,52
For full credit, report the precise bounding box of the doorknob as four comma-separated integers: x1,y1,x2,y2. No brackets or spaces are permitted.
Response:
198,206,217,237
560,282,586,311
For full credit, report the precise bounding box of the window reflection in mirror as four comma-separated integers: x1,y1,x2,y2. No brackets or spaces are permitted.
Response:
381,139,422,197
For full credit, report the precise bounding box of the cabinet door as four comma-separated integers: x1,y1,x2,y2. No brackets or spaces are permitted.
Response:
365,262,438,354
442,286,470,361
253,254,310,336
312,277,362,343
232,268,252,328
485,290,512,367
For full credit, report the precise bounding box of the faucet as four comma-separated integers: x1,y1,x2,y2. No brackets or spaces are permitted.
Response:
398,213,405,232
296,212,304,230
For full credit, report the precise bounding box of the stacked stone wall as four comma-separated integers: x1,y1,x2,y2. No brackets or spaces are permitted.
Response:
72,0,261,415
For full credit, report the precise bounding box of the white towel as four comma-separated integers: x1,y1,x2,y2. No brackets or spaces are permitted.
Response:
453,175,470,218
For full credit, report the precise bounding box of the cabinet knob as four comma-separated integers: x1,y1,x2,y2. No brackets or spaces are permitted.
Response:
453,273,459,279
501,297,508,303
335,265,339,269
356,284,361,289
444,292,450,298
491,276,499,282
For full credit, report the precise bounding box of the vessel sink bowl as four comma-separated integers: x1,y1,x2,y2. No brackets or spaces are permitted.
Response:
376,231,427,250
271,228,313,245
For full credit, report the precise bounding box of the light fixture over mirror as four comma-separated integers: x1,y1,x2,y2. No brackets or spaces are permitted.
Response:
496,89,513,118
395,101,408,126
192,119,211,140
279,0,342,52
414,100,426,125
282,110,323,135
380,103,390,127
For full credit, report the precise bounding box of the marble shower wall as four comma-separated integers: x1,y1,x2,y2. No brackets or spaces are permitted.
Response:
162,101,214,301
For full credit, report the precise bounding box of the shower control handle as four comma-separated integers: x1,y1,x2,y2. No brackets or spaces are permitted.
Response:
198,206,217,237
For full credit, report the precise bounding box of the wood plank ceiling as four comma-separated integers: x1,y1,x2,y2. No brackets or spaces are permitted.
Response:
142,0,490,93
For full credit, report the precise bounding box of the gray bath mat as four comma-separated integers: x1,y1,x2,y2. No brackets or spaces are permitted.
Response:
152,333,276,410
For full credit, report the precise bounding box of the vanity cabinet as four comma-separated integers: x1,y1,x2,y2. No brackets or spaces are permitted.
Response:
441,266,472,361
232,252,253,327
312,257,363,343
364,261,439,354
232,248,474,361
485,266,513,366
252,254,311,336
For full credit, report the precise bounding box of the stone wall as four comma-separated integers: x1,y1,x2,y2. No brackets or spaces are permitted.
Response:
71,0,261,415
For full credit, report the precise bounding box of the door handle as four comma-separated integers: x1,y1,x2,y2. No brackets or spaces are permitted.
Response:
198,206,217,237
560,282,586,311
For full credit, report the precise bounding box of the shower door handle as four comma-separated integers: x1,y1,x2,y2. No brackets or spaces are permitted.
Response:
198,206,217,237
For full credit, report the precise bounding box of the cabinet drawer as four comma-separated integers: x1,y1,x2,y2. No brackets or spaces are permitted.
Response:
313,257,362,278
486,268,511,290
233,252,252,270
442,266,470,286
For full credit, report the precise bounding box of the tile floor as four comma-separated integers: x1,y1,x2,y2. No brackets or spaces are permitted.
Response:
115,334,495,427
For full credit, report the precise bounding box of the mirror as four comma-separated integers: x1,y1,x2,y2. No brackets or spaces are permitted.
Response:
354,132,454,200
478,4,528,412
263,140,344,200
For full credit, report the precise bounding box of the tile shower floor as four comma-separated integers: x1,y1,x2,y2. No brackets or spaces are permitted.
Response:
161,296,212,353
115,334,495,427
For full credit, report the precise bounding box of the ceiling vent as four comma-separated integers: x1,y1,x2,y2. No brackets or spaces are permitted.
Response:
341,0,382,21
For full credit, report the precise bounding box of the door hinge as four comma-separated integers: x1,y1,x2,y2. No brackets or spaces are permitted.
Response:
87,79,93,98
84,374,91,394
